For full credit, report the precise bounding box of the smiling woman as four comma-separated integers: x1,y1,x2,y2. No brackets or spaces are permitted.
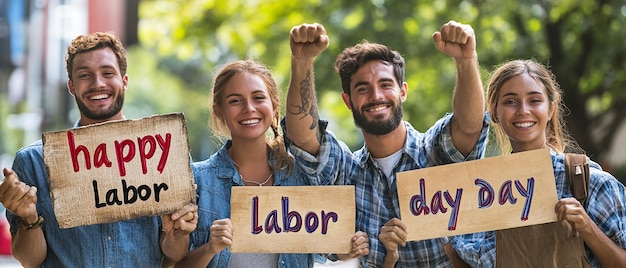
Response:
451,59,626,268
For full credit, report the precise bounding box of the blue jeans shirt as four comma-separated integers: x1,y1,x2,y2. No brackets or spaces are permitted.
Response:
6,140,164,268
190,140,328,268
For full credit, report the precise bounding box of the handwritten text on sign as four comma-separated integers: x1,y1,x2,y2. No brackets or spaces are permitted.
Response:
43,113,195,229
396,148,557,241
230,186,355,253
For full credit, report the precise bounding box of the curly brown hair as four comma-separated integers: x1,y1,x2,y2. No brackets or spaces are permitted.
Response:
65,32,127,81
334,41,405,95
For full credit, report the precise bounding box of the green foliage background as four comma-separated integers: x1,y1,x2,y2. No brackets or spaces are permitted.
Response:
125,0,626,164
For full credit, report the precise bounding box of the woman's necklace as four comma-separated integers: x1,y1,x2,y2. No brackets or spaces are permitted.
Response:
232,160,273,186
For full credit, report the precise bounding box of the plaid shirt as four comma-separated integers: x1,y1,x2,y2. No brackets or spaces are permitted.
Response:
285,113,490,267
452,149,626,268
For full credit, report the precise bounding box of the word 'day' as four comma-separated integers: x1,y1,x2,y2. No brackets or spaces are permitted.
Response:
43,113,195,229
396,148,557,241
230,186,355,254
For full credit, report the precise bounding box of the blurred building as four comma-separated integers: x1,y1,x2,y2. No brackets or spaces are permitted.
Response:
0,0,139,161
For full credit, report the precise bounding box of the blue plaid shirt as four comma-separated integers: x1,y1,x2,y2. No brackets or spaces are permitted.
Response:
286,113,490,267
452,149,626,268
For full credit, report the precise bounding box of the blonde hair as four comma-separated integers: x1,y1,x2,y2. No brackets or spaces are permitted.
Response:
210,60,292,172
486,59,580,154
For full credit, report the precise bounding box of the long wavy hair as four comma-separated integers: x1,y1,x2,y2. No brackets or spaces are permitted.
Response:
487,59,581,154
210,59,292,172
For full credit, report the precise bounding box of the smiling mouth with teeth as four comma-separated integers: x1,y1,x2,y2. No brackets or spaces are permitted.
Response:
367,105,390,112
514,122,535,128
240,119,261,125
91,94,109,100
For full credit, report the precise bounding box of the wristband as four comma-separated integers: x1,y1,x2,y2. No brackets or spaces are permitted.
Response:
23,215,44,230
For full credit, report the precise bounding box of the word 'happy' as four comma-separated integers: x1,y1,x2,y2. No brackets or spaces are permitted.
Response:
409,177,535,230
67,131,172,176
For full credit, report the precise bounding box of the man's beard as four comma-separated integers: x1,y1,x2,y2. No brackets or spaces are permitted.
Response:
75,94,124,121
352,101,403,136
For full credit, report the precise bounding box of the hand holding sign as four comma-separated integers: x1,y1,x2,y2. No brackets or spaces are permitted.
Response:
208,218,233,256
347,231,370,259
0,168,39,225
380,218,408,252
162,202,199,239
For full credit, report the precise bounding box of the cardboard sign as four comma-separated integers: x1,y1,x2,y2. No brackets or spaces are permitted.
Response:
43,113,195,229
230,186,355,253
396,148,557,241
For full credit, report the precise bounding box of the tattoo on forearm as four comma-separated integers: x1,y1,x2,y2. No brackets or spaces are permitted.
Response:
289,70,319,130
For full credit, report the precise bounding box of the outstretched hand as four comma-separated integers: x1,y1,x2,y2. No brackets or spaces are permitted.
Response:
290,23,329,59
432,20,477,60
0,168,39,224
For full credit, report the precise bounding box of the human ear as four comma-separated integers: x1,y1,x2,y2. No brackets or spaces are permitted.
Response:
341,92,353,111
67,80,75,96
400,82,408,102
548,101,557,120
213,104,224,122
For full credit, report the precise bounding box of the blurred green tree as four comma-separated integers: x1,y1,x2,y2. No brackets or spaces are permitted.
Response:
136,0,626,164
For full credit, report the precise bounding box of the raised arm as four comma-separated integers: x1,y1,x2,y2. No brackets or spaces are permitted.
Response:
433,20,485,156
286,23,329,155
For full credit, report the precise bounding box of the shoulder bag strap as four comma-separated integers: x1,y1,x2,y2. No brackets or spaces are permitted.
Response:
564,153,590,202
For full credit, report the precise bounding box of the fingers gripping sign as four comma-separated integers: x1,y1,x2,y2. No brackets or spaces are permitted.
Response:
350,231,370,258
290,23,330,59
379,218,408,251
0,168,39,224
432,20,477,60
208,218,233,255
162,202,198,239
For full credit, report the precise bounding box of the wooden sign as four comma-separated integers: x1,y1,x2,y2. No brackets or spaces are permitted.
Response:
43,113,196,229
230,186,355,253
397,148,557,241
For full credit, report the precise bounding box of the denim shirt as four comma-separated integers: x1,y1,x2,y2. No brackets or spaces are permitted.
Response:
6,140,163,268
190,140,327,268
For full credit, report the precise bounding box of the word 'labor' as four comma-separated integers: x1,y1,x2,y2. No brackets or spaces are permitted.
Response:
93,179,169,208
251,196,339,235
475,177,535,221
67,131,172,177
